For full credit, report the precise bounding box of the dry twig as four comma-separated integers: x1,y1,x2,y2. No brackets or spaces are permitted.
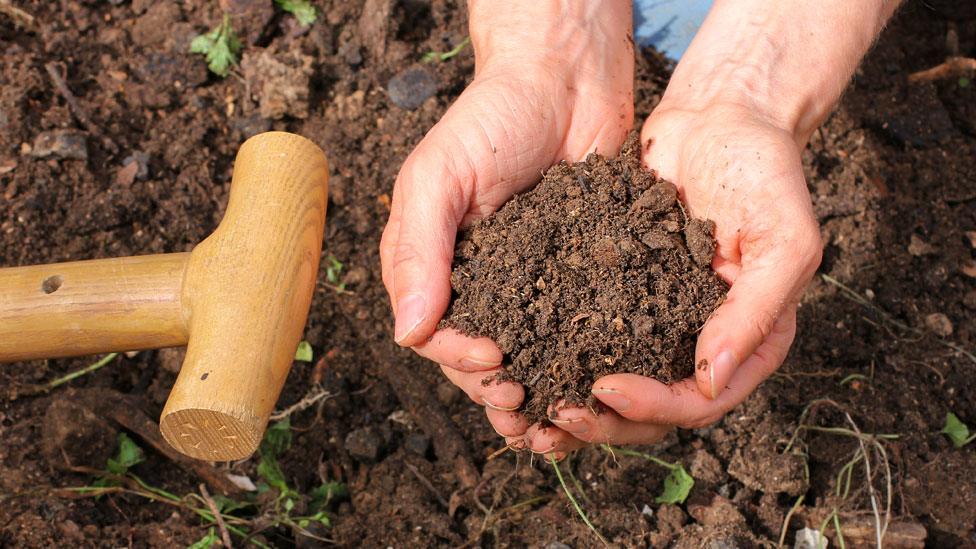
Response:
404,461,449,509
907,56,976,83
199,483,233,549
44,62,118,153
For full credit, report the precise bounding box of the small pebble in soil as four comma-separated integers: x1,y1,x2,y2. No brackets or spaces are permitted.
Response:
122,151,150,180
924,312,953,337
30,129,88,161
403,432,430,456
963,290,976,310
387,67,437,110
908,234,936,256
344,427,382,461
442,134,728,423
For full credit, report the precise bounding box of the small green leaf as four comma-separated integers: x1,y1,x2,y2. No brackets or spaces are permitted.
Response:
309,481,348,512
655,464,694,504
260,418,292,458
275,0,317,26
312,510,331,527
106,433,145,476
959,77,971,88
295,340,314,362
213,494,253,515
942,412,976,448
257,455,289,493
421,36,471,63
325,254,344,286
190,33,215,55
187,527,219,549
189,15,241,77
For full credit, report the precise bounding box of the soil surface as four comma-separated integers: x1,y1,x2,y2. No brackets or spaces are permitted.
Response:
444,137,727,423
1,1,975,548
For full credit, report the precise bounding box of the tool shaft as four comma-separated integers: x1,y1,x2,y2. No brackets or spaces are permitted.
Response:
0,253,190,362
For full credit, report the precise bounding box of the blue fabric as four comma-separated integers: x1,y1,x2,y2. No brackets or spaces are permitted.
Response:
633,0,713,59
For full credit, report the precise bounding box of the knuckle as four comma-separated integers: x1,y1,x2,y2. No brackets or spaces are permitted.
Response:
391,240,426,276
746,308,778,342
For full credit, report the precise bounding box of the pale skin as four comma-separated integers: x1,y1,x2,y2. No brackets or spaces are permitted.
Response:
380,0,903,457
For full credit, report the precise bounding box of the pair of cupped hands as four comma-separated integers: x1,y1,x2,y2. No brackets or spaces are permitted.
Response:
380,5,822,458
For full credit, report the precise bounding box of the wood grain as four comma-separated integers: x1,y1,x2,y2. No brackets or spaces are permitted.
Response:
160,131,328,460
0,253,189,361
0,131,329,462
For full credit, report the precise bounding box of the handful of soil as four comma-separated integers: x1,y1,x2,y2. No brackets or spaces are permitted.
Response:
442,135,728,423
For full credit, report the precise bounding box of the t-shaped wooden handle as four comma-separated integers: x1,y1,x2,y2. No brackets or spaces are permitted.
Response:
0,132,329,461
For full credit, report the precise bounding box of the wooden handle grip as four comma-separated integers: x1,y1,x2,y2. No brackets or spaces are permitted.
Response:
0,254,190,362
160,132,328,461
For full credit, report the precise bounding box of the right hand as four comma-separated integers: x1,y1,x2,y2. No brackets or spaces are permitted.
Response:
379,1,634,449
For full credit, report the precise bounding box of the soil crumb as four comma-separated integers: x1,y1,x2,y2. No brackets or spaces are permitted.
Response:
443,134,728,422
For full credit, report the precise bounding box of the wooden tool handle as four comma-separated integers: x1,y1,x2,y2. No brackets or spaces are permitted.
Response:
0,254,190,362
160,132,328,461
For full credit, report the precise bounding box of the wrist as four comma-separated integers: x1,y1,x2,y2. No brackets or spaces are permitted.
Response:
467,0,632,73
657,0,902,146
655,52,819,147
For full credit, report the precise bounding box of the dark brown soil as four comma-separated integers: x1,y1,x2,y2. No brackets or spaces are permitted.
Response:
444,137,727,422
1,1,975,547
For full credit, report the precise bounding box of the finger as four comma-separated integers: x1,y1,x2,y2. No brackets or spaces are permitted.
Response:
388,144,468,346
594,308,797,428
485,406,530,438
387,77,562,347
694,208,821,399
437,365,524,411
550,405,670,445
523,423,588,454
412,328,502,372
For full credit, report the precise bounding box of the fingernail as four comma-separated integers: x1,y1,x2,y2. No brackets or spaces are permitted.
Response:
550,417,589,434
710,350,737,398
549,451,568,462
484,398,520,412
592,387,630,412
394,293,427,344
460,356,500,370
532,444,558,455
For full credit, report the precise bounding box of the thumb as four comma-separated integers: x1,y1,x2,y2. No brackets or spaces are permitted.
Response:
384,77,567,347
386,140,472,347
695,221,822,399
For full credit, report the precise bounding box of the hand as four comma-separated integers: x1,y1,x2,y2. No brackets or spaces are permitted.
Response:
535,102,822,451
523,0,905,453
380,2,634,447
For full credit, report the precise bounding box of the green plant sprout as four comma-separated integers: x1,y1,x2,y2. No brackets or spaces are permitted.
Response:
422,36,471,63
602,445,694,504
27,352,119,395
190,14,242,77
838,373,869,386
942,412,976,448
60,425,344,546
275,0,317,26
325,254,346,292
784,399,899,548
188,528,220,549
256,417,345,532
294,340,314,362
93,433,144,488
549,454,608,547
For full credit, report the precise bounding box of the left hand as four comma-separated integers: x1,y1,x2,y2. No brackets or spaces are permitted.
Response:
520,101,823,453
